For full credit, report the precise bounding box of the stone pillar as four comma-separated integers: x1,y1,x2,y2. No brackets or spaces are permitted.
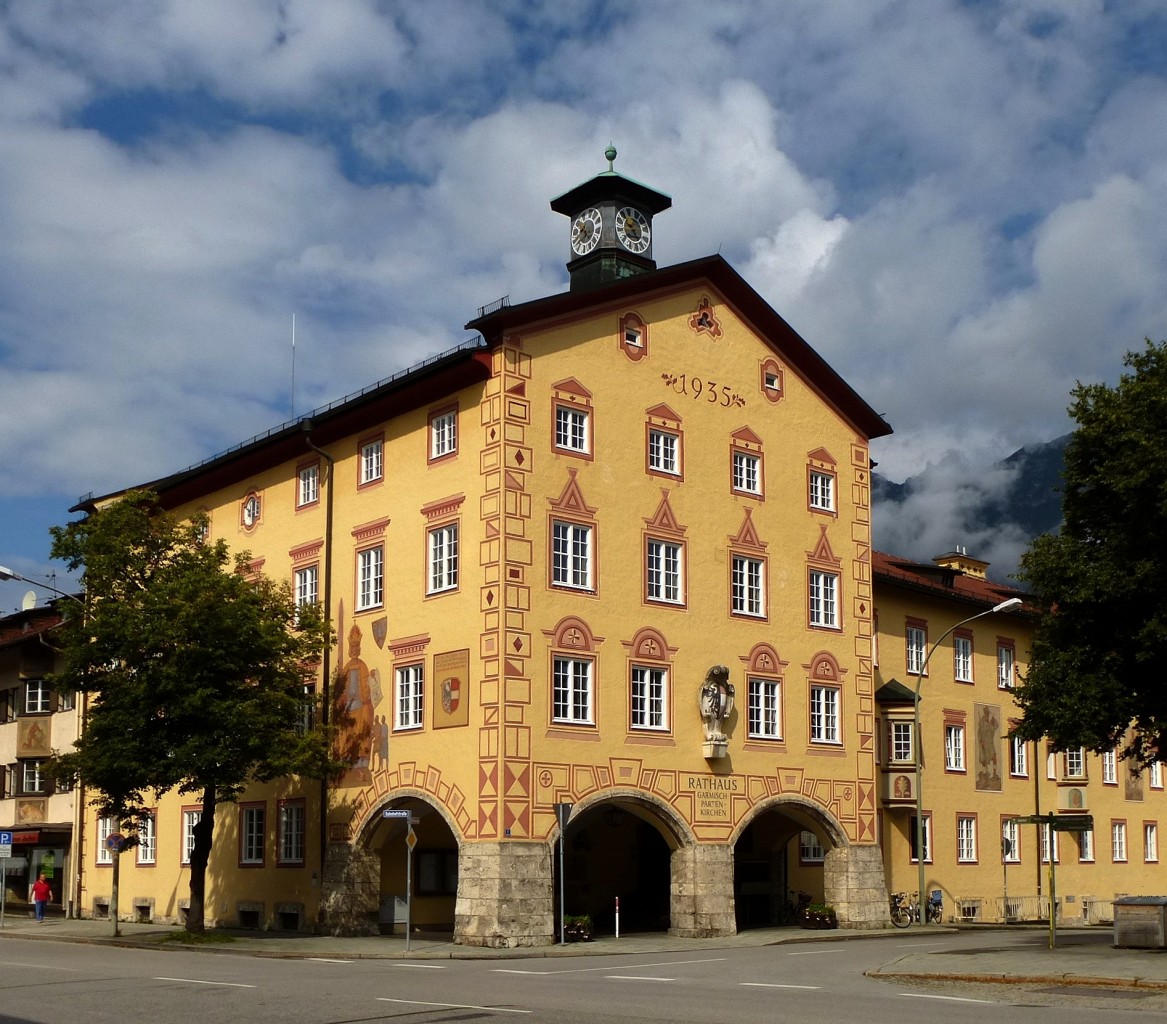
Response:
824,844,889,929
319,843,380,936
669,843,736,937
455,841,554,947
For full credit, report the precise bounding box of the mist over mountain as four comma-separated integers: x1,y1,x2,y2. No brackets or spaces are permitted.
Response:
872,435,1069,585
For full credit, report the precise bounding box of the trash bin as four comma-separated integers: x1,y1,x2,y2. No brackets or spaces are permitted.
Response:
1113,896,1167,948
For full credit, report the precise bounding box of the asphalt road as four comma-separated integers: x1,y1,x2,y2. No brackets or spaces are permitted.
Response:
2,931,1166,1023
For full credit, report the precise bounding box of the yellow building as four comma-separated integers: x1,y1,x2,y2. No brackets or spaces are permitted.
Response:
873,549,1165,925
74,152,897,942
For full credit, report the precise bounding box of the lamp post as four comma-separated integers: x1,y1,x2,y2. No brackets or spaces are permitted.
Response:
0,565,83,605
913,596,1022,925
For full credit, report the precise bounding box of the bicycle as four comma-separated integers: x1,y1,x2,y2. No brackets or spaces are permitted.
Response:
778,889,812,924
889,890,943,927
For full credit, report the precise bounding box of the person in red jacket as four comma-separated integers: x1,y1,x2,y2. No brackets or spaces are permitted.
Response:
30,874,51,923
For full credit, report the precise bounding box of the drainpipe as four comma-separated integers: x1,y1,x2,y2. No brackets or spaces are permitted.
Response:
303,422,334,921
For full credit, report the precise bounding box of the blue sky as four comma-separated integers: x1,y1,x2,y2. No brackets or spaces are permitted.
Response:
4,0,1167,609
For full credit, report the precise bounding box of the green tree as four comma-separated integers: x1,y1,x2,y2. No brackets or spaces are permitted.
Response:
50,491,333,933
1016,340,1167,765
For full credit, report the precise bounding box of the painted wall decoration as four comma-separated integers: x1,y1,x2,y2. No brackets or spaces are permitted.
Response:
17,716,50,757
334,623,375,787
974,702,1002,792
433,649,470,729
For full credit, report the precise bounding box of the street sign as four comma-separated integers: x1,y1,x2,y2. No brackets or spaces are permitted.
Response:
1014,815,1044,824
0,830,11,859
382,808,411,819
1051,814,1094,832
106,832,125,853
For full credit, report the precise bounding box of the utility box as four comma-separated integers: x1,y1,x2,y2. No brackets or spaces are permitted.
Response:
378,895,408,935
1113,896,1167,948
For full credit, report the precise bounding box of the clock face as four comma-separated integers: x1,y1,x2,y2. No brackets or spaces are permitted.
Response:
242,494,260,528
571,208,602,256
615,207,650,254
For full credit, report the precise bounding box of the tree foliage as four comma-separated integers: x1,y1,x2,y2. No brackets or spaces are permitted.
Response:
49,491,333,931
1016,340,1167,764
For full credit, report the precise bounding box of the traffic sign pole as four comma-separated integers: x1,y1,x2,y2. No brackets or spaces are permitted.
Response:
0,831,12,930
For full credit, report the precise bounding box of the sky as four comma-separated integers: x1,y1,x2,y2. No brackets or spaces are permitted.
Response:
3,0,1167,610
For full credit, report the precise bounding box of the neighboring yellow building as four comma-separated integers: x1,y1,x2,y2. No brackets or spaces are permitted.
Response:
73,152,896,943
873,549,1165,925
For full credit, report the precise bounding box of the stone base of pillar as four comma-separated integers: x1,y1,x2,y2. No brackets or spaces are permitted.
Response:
455,841,554,947
669,843,736,937
319,843,381,936
824,844,889,929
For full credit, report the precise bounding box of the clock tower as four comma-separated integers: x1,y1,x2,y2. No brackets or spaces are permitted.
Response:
550,145,672,292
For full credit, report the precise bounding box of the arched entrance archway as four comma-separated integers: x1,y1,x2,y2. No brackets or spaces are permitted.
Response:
554,792,692,936
356,793,461,937
731,798,847,929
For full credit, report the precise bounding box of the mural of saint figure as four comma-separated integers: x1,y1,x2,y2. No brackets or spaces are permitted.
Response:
334,624,375,787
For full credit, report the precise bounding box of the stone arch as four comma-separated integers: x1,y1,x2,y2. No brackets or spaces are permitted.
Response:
552,785,696,851
352,788,465,849
730,793,887,930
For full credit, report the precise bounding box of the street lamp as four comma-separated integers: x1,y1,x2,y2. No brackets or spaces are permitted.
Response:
913,596,1023,925
0,565,83,605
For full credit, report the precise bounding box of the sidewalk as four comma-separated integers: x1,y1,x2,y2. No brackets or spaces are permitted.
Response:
3,913,1166,990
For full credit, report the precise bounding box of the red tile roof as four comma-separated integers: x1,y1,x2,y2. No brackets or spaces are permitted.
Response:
872,549,1033,614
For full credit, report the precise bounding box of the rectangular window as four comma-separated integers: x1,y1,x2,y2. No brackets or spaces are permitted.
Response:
731,555,765,617
1079,828,1094,862
808,470,834,512
1102,750,1117,784
953,635,973,682
1112,821,1127,862
357,546,384,610
1153,763,1164,789
647,429,679,475
360,438,383,484
554,406,588,454
21,759,47,795
732,450,761,494
1041,824,1059,864
799,831,825,863
906,626,926,675
552,656,593,724
182,809,202,865
630,666,668,731
137,813,156,865
747,678,782,740
552,521,592,590
298,683,316,735
295,565,318,609
24,679,51,714
1,688,17,723
957,816,977,862
1065,748,1085,779
1002,819,1021,863
891,721,913,762
998,643,1015,688
1010,735,1029,777
428,523,459,594
810,685,840,744
646,539,683,604
909,814,932,863
297,463,319,507
58,689,75,711
1145,823,1158,863
241,805,265,865
97,815,116,865
395,663,424,730
808,570,838,628
278,802,305,865
945,724,965,771
431,409,458,459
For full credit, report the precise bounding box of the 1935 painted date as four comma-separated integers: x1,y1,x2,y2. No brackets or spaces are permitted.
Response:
661,372,747,408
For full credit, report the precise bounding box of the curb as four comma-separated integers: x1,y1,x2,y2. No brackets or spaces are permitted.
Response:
869,970,1167,991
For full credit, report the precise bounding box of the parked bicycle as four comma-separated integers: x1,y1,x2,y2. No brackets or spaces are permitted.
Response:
889,890,943,927
777,889,812,924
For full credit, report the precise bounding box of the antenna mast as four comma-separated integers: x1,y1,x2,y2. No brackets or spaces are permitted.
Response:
291,312,297,420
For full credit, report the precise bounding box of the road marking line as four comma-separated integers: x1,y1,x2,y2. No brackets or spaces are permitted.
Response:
308,958,353,963
0,961,80,972
155,977,256,988
392,963,447,968
899,993,994,1004
605,975,674,981
742,982,822,990
378,997,530,1014
492,957,727,976
787,949,843,955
